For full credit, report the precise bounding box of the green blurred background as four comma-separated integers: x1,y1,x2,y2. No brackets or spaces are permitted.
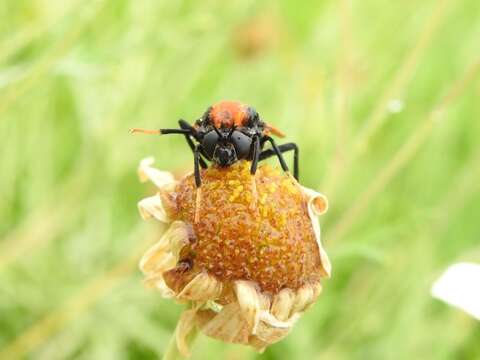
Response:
1,0,480,359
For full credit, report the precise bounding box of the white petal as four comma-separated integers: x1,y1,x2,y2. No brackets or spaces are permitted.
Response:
138,194,170,222
302,186,331,278
431,262,480,320
138,157,176,189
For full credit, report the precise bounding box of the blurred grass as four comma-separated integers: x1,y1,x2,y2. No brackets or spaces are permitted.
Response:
1,0,480,359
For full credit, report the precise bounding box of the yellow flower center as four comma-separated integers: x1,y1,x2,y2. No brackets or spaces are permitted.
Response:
162,161,322,294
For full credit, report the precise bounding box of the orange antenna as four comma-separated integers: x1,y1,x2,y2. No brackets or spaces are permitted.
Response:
129,128,161,135
264,123,286,138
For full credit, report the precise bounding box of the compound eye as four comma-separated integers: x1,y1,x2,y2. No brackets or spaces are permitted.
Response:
231,130,252,159
202,130,219,158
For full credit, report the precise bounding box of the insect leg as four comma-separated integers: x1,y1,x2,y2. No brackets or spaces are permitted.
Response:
194,145,202,187
263,136,290,174
193,144,204,223
250,136,261,175
259,142,299,180
179,120,207,168
178,119,194,131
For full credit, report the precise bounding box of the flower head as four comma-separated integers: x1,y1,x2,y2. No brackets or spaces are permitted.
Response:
137,157,330,354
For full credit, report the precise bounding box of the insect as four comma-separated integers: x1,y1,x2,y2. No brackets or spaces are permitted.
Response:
131,100,299,187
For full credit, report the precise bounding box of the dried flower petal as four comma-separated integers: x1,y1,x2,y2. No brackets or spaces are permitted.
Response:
145,275,176,298
271,288,296,321
302,186,329,215
138,157,176,188
138,194,170,222
177,272,223,302
198,303,251,344
168,221,193,258
292,283,322,314
234,280,264,334
259,309,299,329
303,187,331,278
176,309,197,357
250,320,291,351
139,221,189,274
